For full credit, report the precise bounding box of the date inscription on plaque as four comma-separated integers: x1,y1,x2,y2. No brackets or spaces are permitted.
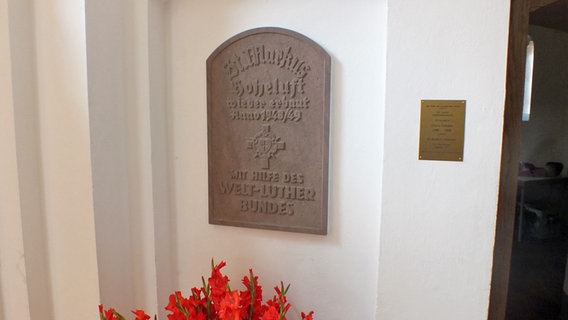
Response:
207,27,331,234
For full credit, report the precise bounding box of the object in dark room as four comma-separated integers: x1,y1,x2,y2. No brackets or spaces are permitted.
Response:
546,162,564,177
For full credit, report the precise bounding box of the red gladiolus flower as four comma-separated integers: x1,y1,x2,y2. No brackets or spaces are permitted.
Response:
265,282,291,319
98,305,120,320
99,261,314,320
209,261,229,306
165,291,190,320
260,306,280,320
132,309,151,320
218,290,242,320
241,269,266,320
193,314,207,320
106,310,118,320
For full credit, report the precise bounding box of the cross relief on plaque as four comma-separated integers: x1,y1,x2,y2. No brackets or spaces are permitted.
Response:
247,124,286,169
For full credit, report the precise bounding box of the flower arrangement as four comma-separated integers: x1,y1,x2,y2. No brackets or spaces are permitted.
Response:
99,260,314,320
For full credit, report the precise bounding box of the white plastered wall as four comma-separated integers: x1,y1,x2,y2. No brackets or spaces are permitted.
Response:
86,0,173,316
0,0,31,318
32,2,99,316
2,0,100,319
378,0,510,319
0,0,512,319
166,1,386,319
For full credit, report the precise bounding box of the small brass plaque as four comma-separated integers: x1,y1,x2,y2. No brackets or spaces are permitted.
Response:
419,100,465,161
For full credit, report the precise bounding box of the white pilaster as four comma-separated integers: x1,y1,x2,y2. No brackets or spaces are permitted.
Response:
0,0,31,318
86,0,173,316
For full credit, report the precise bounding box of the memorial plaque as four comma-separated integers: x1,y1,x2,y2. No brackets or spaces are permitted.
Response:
207,27,331,234
419,100,466,161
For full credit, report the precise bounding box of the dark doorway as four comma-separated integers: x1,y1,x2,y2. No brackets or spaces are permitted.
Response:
506,21,568,320
489,1,568,319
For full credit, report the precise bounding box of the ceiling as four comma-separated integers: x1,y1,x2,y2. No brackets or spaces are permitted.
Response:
530,0,568,32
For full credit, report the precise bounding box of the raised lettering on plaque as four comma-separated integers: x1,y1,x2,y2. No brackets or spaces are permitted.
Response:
207,27,330,234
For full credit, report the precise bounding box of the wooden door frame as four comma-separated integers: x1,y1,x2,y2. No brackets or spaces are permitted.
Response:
488,0,529,319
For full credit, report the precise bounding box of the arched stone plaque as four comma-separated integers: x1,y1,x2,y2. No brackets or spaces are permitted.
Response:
207,27,330,235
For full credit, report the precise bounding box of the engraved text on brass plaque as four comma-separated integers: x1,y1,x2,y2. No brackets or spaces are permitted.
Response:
419,100,466,161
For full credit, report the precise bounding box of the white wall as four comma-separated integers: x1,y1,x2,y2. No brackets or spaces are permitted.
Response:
0,0,31,318
32,2,100,316
86,0,173,316
378,0,510,319
1,0,513,319
2,0,100,319
167,1,386,319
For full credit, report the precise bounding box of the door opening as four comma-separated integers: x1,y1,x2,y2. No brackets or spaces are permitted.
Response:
489,0,568,319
